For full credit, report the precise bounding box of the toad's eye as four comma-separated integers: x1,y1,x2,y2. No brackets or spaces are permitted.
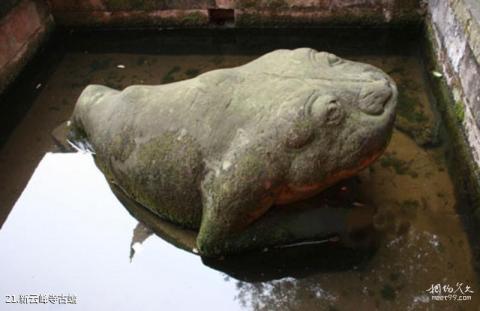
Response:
324,100,344,125
308,95,345,126
327,54,342,66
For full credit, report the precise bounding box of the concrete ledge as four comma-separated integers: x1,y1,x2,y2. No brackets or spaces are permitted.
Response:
0,0,54,94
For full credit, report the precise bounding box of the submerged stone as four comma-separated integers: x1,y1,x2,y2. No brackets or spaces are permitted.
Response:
68,48,397,257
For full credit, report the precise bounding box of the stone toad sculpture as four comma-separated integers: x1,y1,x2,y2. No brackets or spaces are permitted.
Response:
69,48,397,257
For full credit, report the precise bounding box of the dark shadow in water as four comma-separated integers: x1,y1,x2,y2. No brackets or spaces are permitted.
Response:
61,27,422,57
202,239,377,283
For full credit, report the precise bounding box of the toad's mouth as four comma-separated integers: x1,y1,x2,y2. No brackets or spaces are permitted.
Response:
274,148,384,206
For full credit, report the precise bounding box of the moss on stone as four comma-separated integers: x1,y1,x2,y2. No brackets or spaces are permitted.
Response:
236,9,416,28
181,11,208,26
104,0,160,11
238,0,288,10
123,132,204,229
454,101,465,123
265,0,289,10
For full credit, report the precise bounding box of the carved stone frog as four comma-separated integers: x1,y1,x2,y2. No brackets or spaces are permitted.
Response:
69,48,397,257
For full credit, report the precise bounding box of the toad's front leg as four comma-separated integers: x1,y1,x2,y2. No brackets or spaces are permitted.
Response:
196,145,287,257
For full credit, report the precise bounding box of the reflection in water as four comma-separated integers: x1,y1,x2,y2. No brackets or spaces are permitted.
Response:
0,153,243,311
234,277,340,310
202,243,376,283
113,171,378,260
129,222,153,262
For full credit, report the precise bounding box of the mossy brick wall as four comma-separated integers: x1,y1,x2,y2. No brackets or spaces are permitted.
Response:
0,0,53,94
426,0,480,221
46,0,425,27
428,0,480,165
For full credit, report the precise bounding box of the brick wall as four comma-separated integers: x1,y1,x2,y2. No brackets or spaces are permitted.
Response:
46,0,424,27
0,0,53,94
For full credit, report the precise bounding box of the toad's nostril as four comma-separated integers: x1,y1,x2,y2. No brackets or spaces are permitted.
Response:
358,80,392,115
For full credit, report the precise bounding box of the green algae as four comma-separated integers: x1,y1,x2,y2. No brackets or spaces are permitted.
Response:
397,89,428,124
380,153,418,178
181,12,208,26
380,284,396,301
162,65,181,84
393,86,438,146
104,0,159,11
185,68,200,78
454,101,465,123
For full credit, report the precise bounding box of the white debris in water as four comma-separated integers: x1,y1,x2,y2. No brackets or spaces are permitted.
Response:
314,288,337,301
329,236,340,242
117,64,126,69
432,70,443,78
421,232,441,251
35,83,42,89
408,296,430,310
414,295,430,303
277,239,331,248
386,236,403,248
383,8,392,22
362,286,368,295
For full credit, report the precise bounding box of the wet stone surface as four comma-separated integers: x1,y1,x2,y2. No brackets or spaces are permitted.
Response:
0,40,479,310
